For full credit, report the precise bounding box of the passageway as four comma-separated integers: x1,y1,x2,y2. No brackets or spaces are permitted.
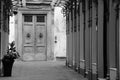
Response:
1,60,87,80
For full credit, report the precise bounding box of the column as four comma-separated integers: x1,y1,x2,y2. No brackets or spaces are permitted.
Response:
97,0,104,79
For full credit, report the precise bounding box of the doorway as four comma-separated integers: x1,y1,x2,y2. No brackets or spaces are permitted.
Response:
22,14,47,61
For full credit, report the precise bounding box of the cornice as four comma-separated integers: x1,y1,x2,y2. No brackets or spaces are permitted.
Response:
51,0,69,7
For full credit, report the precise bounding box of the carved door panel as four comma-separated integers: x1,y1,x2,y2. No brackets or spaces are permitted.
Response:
34,15,46,60
23,15,35,61
23,14,46,61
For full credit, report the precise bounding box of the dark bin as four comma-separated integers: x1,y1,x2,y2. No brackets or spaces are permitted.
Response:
2,59,14,77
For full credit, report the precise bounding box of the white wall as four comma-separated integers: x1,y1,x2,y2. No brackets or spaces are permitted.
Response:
54,7,66,58
9,16,15,43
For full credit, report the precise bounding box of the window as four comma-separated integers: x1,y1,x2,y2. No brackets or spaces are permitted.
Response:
24,15,32,22
36,15,45,22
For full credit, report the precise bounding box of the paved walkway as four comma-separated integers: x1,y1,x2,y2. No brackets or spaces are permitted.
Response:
0,60,87,80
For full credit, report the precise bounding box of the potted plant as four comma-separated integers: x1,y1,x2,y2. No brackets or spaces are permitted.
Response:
2,41,20,77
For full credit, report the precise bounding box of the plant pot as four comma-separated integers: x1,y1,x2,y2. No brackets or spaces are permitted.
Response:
2,59,14,77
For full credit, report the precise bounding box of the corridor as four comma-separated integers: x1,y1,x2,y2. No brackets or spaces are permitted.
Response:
0,60,87,80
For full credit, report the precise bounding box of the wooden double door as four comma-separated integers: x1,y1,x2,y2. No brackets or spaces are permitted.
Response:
22,14,47,61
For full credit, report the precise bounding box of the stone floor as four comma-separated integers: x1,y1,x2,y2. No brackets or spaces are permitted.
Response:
0,60,87,80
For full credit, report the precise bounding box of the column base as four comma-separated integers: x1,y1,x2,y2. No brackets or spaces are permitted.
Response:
110,68,117,80
80,68,85,77
98,78,106,80
92,73,97,80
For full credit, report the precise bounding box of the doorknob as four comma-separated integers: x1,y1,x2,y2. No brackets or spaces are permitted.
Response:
39,33,43,39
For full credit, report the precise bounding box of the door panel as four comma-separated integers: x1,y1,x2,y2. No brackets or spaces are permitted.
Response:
23,14,46,61
23,24,35,61
35,22,46,60
35,47,46,60
35,25,45,46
